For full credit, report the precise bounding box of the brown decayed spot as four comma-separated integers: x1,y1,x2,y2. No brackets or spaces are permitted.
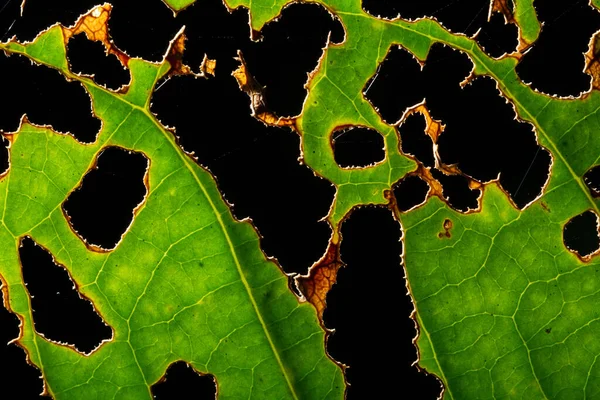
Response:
62,4,130,67
296,240,342,319
232,51,295,127
438,218,453,239
585,31,600,91
491,0,515,24
394,103,482,214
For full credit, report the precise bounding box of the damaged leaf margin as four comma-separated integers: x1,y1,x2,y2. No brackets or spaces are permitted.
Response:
210,0,600,398
0,5,344,399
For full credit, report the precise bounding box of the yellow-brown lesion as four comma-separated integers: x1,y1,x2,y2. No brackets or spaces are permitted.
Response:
394,102,482,213
232,51,295,127
296,240,342,320
62,4,130,67
585,31,600,91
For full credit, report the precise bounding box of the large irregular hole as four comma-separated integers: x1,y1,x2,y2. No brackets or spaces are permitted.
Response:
324,207,441,399
238,3,344,117
152,362,216,400
398,112,434,167
363,46,424,125
431,169,480,212
516,0,600,97
67,33,130,90
393,175,430,212
366,44,551,209
0,135,9,176
332,126,385,168
0,53,101,143
584,166,600,197
63,147,148,250
361,0,490,36
178,0,344,117
563,210,600,259
152,73,334,276
0,285,45,398
19,237,112,354
108,0,180,62
477,12,519,58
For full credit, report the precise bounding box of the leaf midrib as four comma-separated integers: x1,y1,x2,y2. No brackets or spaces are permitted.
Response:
0,45,301,399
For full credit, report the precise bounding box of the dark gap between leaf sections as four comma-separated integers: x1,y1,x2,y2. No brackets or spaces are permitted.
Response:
178,0,344,117
323,207,441,400
477,12,519,58
332,126,385,168
431,169,480,212
399,112,435,168
151,361,217,400
516,0,600,97
365,44,551,209
19,237,112,354
584,166,600,197
0,53,101,143
63,147,148,250
563,210,600,259
393,175,430,212
66,33,130,90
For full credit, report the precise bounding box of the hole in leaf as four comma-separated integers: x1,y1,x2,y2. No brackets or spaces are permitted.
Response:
476,12,519,58
177,0,344,117
431,169,480,212
324,207,441,399
398,112,434,168
67,33,130,90
332,126,385,168
0,284,45,398
0,135,8,176
367,44,550,209
516,0,600,97
151,74,334,276
433,71,551,207
63,147,148,250
239,3,344,117
108,0,180,62
563,210,600,259
0,53,101,143
152,361,216,400
361,0,489,36
584,166,600,197
19,237,112,354
174,0,249,75
393,175,430,212
497,146,552,209
363,45,424,124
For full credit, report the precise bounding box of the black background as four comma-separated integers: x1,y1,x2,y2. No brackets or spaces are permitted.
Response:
0,0,597,398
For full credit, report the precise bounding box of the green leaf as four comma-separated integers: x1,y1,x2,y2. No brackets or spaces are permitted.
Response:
0,7,342,399
4,0,600,399
206,0,600,398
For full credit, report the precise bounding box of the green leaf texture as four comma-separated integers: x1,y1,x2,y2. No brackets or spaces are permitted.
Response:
0,11,342,400
3,0,600,398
